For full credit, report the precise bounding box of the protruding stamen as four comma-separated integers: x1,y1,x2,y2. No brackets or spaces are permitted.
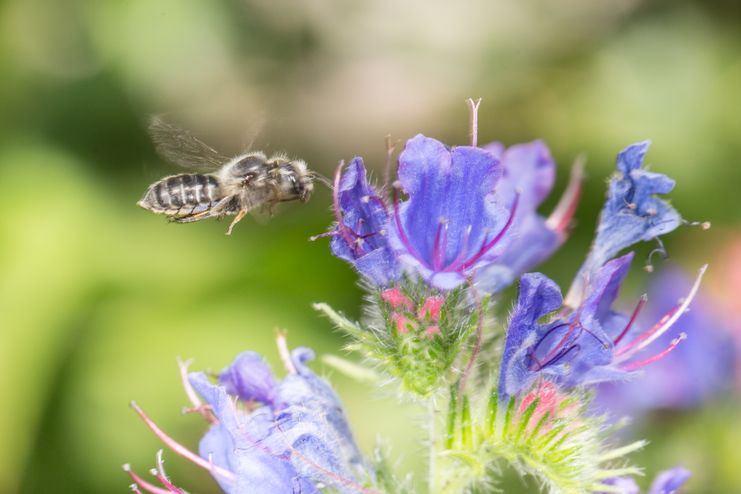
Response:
177,358,216,424
332,160,356,249
153,450,186,494
616,265,707,360
130,401,236,483
459,193,520,270
432,219,449,270
276,330,297,375
123,464,171,494
644,237,668,273
545,155,585,235
683,219,711,230
466,97,483,147
382,135,398,195
613,294,648,345
622,333,687,371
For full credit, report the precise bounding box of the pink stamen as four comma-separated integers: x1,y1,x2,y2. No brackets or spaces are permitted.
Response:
130,401,236,483
152,451,186,494
417,295,445,322
130,484,145,494
457,193,520,271
432,220,449,270
446,225,473,271
424,325,441,338
392,186,427,267
545,156,584,235
622,333,687,371
381,288,414,311
177,358,216,424
612,294,647,345
616,265,707,361
123,464,172,494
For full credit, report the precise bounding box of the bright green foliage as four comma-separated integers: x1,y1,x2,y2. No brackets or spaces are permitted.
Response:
433,385,646,494
315,283,483,398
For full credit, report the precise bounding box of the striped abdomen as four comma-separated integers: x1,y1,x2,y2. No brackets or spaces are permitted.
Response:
138,174,221,214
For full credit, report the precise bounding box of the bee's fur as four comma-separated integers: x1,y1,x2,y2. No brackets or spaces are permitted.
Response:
138,152,315,235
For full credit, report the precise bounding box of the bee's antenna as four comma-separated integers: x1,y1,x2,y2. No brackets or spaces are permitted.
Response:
312,172,334,190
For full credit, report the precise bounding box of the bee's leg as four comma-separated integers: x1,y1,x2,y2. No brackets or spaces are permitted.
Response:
225,209,248,236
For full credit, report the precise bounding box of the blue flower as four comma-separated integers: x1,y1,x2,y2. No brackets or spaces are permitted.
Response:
595,266,735,417
388,134,517,289
649,467,691,494
567,141,682,305
499,253,707,400
329,157,400,286
189,346,371,494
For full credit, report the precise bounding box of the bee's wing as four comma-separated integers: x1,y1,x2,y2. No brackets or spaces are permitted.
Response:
148,116,229,171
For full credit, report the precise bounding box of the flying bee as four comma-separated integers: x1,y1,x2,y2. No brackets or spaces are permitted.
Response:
138,117,329,235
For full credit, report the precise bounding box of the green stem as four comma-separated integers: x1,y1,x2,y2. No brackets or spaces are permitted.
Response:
428,398,436,494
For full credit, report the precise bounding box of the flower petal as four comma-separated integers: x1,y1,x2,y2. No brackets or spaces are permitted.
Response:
568,141,681,304
390,134,507,288
218,351,277,405
330,158,399,286
499,273,563,399
649,466,691,494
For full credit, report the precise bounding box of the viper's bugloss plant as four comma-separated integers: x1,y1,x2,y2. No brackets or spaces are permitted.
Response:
126,100,707,494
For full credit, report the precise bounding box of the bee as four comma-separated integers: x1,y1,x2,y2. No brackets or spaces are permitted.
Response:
138,117,328,235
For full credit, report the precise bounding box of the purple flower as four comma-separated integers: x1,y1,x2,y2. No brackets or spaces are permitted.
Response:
328,157,400,286
388,134,517,289
595,266,735,417
476,140,580,293
599,467,690,494
190,346,370,494
499,253,707,400
650,467,691,494
326,135,581,292
567,141,682,305
218,351,278,405
598,476,640,494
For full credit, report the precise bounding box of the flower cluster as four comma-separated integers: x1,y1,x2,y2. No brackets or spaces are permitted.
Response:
125,337,377,494
127,102,717,494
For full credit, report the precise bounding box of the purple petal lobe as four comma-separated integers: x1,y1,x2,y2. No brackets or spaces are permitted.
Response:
219,351,277,405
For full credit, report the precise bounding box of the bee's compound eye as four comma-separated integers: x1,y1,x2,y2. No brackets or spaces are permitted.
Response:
231,155,264,177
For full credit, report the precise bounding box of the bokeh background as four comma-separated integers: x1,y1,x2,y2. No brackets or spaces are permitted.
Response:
1,0,740,492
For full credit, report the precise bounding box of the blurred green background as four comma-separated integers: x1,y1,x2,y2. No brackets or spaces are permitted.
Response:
1,0,739,492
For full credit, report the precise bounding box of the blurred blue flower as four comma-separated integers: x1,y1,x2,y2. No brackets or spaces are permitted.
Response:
595,266,735,417
567,141,682,306
329,158,400,285
189,346,371,494
499,253,707,400
599,466,690,494
649,466,691,494
388,134,515,289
